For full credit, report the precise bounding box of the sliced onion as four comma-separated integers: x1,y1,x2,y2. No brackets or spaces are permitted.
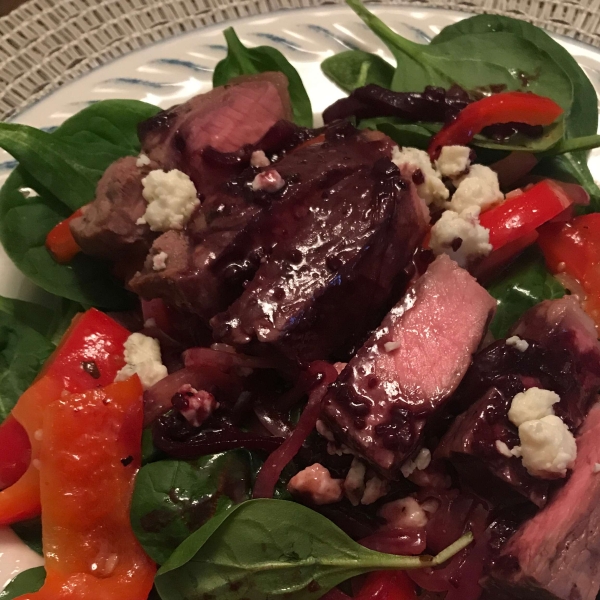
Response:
491,151,538,189
252,361,338,499
184,346,285,373
359,527,426,555
254,405,292,438
554,272,587,303
552,180,590,206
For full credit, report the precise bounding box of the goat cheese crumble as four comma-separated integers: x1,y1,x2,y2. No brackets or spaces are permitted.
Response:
251,169,285,192
400,447,432,478
449,164,504,213
250,150,270,168
152,251,168,272
379,497,428,529
429,205,492,267
435,145,471,179
138,169,199,232
506,335,529,352
391,146,449,207
115,332,168,390
508,387,560,427
287,464,344,505
136,153,151,168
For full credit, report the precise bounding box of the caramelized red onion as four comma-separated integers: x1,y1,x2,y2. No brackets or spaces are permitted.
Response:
359,527,426,555
183,346,282,373
490,152,538,189
252,361,339,499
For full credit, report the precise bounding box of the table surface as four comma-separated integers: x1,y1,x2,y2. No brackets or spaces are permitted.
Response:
0,0,25,16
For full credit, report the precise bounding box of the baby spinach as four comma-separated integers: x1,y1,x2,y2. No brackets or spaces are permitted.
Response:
321,50,394,92
487,249,565,338
0,100,158,308
11,518,43,556
155,499,473,600
0,567,45,599
213,28,313,128
131,452,253,565
0,305,56,423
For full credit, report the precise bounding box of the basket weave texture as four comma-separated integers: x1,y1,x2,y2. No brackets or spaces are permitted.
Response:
0,0,599,120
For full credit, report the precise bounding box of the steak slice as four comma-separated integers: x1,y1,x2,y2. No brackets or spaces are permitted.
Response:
322,254,497,478
211,156,427,363
129,126,396,322
482,404,600,600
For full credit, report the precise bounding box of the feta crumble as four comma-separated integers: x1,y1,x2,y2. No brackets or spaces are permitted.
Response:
400,448,432,478
138,169,199,232
361,475,389,505
344,458,367,506
508,387,560,427
287,464,344,505
384,341,401,353
176,384,219,428
379,497,428,529
516,415,577,478
506,335,529,352
449,164,504,213
495,440,515,458
136,153,151,168
250,150,270,168
152,251,168,272
435,145,471,179
115,332,168,390
251,169,285,193
391,146,449,206
429,205,492,267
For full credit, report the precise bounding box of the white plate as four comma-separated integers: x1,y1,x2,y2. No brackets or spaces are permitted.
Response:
2,4,600,592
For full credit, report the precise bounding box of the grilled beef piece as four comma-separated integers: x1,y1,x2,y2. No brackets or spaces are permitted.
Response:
129,126,396,323
436,297,600,507
482,404,600,600
71,74,292,265
211,155,427,363
322,255,497,478
70,156,156,262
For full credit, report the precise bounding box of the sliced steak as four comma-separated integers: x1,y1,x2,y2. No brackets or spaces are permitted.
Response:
482,404,600,600
129,126,396,322
70,156,155,262
322,255,497,478
435,297,600,507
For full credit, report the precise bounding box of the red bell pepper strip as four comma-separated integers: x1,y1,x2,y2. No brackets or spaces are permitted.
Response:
0,415,31,491
0,309,130,525
45,208,84,264
355,571,417,600
479,180,572,251
14,376,156,600
428,92,563,157
538,213,600,329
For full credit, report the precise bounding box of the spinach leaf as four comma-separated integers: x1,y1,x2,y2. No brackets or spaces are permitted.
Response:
155,499,473,600
0,307,55,422
131,452,253,565
213,28,313,128
359,118,431,149
0,567,45,599
487,249,565,338
0,168,133,309
321,50,394,92
11,518,43,556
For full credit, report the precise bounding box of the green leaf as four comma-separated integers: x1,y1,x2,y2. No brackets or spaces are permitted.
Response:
487,249,565,338
130,452,253,565
359,118,431,150
0,167,134,309
213,28,313,128
0,306,55,422
321,50,394,92
11,518,43,556
155,499,473,600
0,567,45,599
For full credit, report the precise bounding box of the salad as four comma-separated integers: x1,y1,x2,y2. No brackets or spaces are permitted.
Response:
1,1,600,599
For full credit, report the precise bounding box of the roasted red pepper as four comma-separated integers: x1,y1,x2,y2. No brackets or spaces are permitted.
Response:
355,571,417,600
479,180,573,251
428,92,563,157
14,376,156,600
0,309,130,525
45,208,84,264
538,213,600,329
0,415,31,491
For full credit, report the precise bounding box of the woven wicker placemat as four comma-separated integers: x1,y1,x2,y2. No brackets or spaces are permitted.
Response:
0,0,598,121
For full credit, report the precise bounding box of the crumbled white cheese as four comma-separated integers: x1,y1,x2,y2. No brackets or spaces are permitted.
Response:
287,464,344,505
391,146,449,207
250,150,270,168
136,153,151,168
138,169,199,232
384,341,401,353
495,440,516,458
361,475,389,505
177,385,219,428
508,387,560,427
251,169,285,193
379,497,428,529
400,448,432,478
429,205,492,267
435,145,471,179
316,419,335,442
515,415,577,478
152,251,168,272
344,458,367,506
115,332,168,390
449,164,504,213
506,336,529,352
